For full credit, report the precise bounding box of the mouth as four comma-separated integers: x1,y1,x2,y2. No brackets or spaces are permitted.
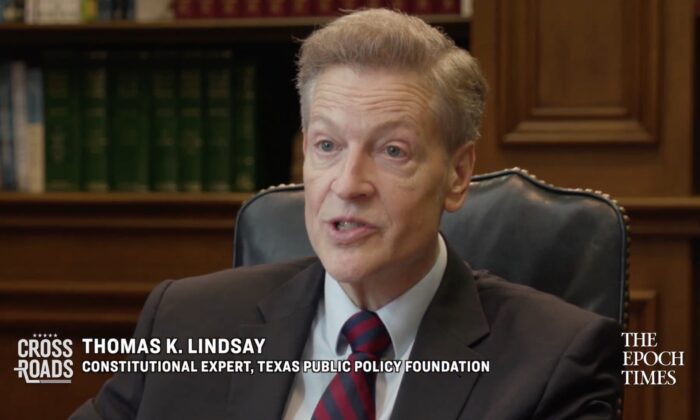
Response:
334,220,367,231
327,217,376,244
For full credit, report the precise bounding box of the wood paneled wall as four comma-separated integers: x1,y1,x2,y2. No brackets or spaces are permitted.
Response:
472,0,693,197
472,0,696,418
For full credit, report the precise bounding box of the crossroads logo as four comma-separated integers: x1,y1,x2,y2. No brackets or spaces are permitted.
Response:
13,334,74,384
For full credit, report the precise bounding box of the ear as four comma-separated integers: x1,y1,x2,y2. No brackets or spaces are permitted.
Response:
443,141,476,213
302,131,308,156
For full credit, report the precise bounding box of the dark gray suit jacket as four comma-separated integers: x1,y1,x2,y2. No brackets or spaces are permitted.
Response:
72,246,623,419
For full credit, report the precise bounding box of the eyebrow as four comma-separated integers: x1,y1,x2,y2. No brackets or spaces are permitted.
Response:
308,115,418,137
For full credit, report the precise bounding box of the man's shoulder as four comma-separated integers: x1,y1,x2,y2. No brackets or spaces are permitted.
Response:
146,257,319,334
165,257,318,304
471,269,619,341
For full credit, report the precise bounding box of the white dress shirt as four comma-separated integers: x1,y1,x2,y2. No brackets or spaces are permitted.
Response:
283,235,448,420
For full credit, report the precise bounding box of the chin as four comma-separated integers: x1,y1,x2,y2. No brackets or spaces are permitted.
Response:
322,261,367,283
320,251,378,284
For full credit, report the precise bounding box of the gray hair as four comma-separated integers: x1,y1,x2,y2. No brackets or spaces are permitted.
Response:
296,8,488,152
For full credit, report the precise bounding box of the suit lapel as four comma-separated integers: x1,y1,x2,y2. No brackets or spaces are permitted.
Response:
391,244,490,420
226,260,325,419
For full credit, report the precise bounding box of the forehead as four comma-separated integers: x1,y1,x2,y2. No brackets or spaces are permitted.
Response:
308,66,435,128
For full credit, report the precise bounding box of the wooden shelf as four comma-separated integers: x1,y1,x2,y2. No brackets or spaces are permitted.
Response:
0,191,252,205
0,191,252,231
618,196,700,237
0,15,470,46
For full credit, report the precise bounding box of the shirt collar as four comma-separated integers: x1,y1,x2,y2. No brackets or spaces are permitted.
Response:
323,234,447,359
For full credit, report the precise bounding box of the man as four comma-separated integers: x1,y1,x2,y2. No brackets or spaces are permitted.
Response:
73,9,622,420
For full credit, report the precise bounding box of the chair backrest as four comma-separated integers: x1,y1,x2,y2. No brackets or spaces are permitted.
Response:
233,168,629,325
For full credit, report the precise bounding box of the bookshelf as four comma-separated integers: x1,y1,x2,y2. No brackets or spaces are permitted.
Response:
0,16,470,194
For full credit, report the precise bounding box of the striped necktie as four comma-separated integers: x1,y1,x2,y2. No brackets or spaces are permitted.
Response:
312,310,392,420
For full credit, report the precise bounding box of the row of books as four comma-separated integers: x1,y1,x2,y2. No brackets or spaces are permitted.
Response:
0,50,258,193
0,0,470,23
172,1,466,18
0,0,171,23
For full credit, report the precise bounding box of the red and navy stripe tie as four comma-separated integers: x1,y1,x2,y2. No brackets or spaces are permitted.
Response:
312,310,392,420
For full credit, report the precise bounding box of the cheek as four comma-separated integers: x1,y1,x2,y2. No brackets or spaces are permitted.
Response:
384,174,446,225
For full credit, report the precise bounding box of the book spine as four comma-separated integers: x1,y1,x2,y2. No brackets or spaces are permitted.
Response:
336,0,360,11
2,0,24,22
109,50,150,191
232,61,257,192
203,49,232,192
242,0,263,16
435,0,459,14
288,0,310,16
25,66,45,193
10,61,28,192
390,0,412,12
150,50,179,192
221,0,242,17
365,0,385,8
198,0,221,18
173,0,197,18
0,63,16,190
81,50,109,192
124,0,134,19
43,51,81,191
98,0,112,20
111,0,124,19
42,0,81,23
266,0,288,16
313,0,335,16
460,0,472,17
177,50,203,192
135,0,173,21
82,0,98,22
24,0,35,23
0,0,7,23
412,0,433,14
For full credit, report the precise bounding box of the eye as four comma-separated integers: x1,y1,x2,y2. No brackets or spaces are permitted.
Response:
316,139,336,152
385,144,406,158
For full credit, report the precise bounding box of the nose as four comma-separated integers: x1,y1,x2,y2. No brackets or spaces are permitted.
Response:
330,148,375,200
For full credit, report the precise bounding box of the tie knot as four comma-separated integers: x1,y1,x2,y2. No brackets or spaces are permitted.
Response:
341,310,391,357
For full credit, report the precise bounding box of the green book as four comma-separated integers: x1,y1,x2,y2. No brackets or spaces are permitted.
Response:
110,50,150,192
232,60,257,192
43,51,81,191
150,50,179,192
177,50,203,192
203,49,232,192
81,50,109,191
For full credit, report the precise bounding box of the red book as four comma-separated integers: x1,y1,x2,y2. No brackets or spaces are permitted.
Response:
387,0,412,12
411,0,433,14
173,0,198,18
434,0,459,14
365,0,386,8
337,0,362,11
242,0,264,16
199,0,223,17
314,0,336,16
266,0,290,16
221,0,243,17
290,0,312,15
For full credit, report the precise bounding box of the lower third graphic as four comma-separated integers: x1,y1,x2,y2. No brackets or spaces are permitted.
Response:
14,334,74,384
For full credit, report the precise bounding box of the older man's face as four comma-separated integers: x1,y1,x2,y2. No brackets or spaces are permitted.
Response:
303,66,472,290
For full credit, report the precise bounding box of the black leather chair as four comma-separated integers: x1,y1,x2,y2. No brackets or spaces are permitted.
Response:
233,168,629,327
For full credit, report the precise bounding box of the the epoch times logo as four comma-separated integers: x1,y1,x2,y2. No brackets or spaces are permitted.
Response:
13,334,74,384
